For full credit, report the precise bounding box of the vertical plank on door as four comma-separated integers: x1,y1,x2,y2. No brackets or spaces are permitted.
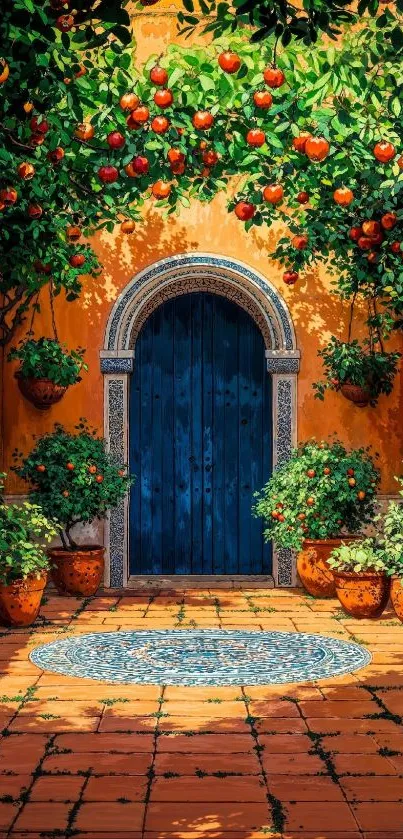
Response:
174,296,192,574
161,300,175,575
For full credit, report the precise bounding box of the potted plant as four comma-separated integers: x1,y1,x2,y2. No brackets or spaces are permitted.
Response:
13,423,133,596
0,475,59,626
253,439,380,597
378,496,403,622
313,337,400,407
328,539,390,618
8,337,87,410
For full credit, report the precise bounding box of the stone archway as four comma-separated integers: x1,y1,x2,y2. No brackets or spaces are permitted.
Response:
101,253,300,588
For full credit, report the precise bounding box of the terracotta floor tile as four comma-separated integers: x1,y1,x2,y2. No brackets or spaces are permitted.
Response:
154,752,261,776
267,774,344,801
75,802,145,831
351,801,403,831
98,714,157,732
377,690,403,715
254,718,309,734
157,734,254,753
54,732,154,752
163,701,246,717
0,775,31,800
332,753,399,775
340,775,403,801
248,700,301,717
42,751,151,775
283,801,358,831
29,775,85,801
157,716,251,733
150,775,267,802
305,717,399,734
320,686,367,700
299,700,375,718
261,753,325,775
245,686,322,700
362,834,403,839
387,754,403,772
34,684,162,700
258,735,313,753
8,714,100,732
83,775,148,801
144,802,272,833
12,802,70,831
17,699,103,717
281,833,361,839
321,734,380,753
0,734,47,773
163,686,242,701
0,804,18,831
371,732,403,752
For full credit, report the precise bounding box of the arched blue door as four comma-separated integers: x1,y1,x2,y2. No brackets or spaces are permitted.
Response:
129,292,272,575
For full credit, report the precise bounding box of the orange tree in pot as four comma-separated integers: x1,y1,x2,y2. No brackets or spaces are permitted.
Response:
13,423,133,596
0,474,58,626
328,539,390,619
253,439,380,597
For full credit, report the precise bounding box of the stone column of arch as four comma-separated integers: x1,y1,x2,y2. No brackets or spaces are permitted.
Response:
101,253,300,587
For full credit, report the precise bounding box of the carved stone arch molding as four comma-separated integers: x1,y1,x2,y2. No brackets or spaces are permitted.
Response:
100,253,300,588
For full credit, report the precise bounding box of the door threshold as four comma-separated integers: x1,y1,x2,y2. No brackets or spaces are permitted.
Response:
105,575,275,592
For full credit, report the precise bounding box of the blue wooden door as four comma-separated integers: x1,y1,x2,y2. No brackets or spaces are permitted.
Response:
129,293,272,575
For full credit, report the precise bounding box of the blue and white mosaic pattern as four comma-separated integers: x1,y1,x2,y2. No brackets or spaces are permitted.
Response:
30,630,371,686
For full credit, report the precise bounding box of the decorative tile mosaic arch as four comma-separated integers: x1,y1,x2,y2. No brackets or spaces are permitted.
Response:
100,253,300,588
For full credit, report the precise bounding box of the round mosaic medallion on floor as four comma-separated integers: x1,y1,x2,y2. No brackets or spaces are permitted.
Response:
30,630,371,686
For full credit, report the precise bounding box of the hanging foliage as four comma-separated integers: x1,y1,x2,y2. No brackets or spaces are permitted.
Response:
1,1,402,398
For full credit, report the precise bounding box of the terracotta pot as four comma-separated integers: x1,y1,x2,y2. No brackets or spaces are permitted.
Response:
49,546,105,596
0,572,47,627
333,570,390,618
340,382,371,407
390,577,403,622
297,537,360,598
16,373,67,410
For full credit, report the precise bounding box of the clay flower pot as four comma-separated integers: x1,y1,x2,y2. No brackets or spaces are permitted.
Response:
390,577,403,623
49,546,105,596
340,383,371,407
297,537,359,598
16,373,67,410
0,572,47,627
333,570,390,618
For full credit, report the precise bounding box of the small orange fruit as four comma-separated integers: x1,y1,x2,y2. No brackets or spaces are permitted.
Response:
88,465,97,474
66,462,75,471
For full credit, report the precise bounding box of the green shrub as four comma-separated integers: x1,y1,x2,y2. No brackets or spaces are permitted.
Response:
253,439,380,551
378,501,403,578
327,539,386,574
0,474,59,585
8,338,87,387
13,423,133,550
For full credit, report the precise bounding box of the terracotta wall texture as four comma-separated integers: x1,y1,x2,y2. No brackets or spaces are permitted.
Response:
2,0,402,496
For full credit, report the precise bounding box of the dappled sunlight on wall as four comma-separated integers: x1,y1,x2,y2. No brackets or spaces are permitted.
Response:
3,187,403,495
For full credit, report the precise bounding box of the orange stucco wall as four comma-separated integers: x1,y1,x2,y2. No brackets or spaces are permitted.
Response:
3,3,403,496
